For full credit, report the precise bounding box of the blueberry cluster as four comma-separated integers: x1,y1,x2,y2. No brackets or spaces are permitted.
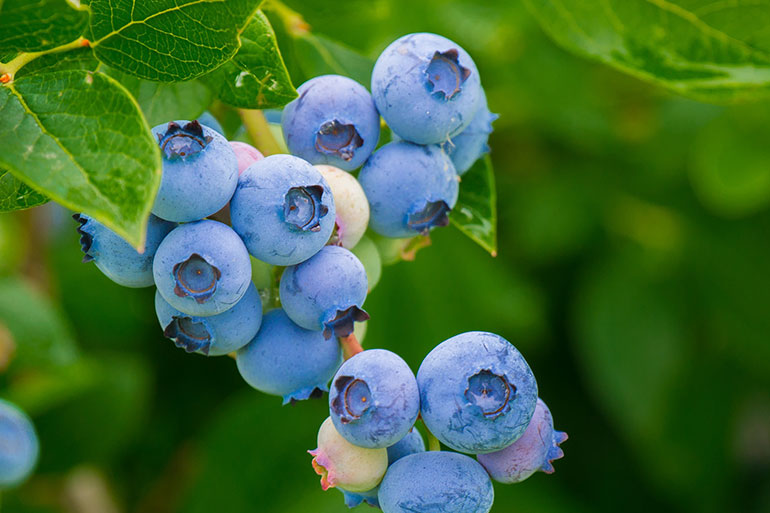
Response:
69,31,564,512
311,333,567,512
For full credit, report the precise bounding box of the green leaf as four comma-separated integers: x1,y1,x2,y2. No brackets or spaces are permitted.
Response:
0,0,88,53
89,0,262,82
201,11,296,109
523,0,770,103
0,276,78,371
15,47,99,77
0,169,48,211
0,70,161,248
449,155,497,256
103,67,213,126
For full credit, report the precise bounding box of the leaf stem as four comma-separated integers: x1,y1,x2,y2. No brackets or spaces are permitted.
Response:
238,109,283,156
0,37,90,83
340,333,363,360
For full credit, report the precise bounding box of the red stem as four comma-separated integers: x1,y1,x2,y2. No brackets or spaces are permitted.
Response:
340,333,363,360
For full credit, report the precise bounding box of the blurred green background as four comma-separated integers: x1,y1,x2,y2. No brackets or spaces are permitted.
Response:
2,1,770,512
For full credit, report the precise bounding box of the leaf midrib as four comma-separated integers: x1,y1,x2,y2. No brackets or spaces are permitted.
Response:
91,0,215,47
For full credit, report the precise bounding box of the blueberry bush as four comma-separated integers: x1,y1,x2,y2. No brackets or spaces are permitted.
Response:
1,1,770,513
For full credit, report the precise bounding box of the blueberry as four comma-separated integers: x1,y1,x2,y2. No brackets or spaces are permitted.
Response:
229,141,264,176
442,89,497,175
230,154,336,266
309,416,387,493
73,213,175,288
328,349,420,449
153,220,251,316
155,283,262,356
280,246,369,339
151,120,238,222
282,75,380,171
196,111,225,136
416,331,538,454
359,141,459,238
372,33,482,145
315,165,370,249
387,428,426,464
477,398,568,483
236,309,342,404
351,236,382,291
378,451,493,513
0,399,39,488
338,486,380,509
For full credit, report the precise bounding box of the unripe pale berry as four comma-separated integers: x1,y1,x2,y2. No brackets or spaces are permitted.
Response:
309,417,387,492
315,165,370,249
229,141,264,176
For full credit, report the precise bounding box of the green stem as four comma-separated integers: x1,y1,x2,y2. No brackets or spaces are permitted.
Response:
426,428,441,452
238,109,283,156
0,37,89,82
263,0,310,36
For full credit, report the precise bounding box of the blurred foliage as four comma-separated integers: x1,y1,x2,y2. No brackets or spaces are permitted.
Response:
2,1,770,513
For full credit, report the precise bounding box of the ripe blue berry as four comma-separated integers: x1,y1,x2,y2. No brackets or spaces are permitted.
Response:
417,331,538,454
328,349,420,449
236,309,342,404
0,399,39,488
230,155,336,266
338,486,380,509
282,75,380,171
155,283,262,356
477,398,568,483
74,213,175,288
196,111,225,136
280,245,369,339
153,220,251,316
371,33,482,145
378,451,494,513
150,121,238,222
309,416,387,492
387,428,426,464
443,89,497,175
358,141,459,238
316,165,370,249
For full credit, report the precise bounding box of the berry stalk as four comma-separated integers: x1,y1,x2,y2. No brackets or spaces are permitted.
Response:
238,109,284,156
339,333,363,360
